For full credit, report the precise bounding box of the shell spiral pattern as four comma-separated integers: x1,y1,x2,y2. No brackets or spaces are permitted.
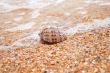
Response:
39,27,67,44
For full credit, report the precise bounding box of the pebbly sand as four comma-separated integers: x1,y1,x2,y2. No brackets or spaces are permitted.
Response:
0,0,110,73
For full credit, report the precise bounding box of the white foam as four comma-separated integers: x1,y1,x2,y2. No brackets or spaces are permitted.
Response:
85,0,103,4
27,0,50,9
0,45,12,49
13,16,23,22
4,21,12,24
0,3,15,12
75,7,84,10
31,10,40,18
66,18,110,35
99,2,110,5
79,11,87,15
12,31,40,47
0,0,52,12
64,12,71,16
18,12,26,16
12,41,24,47
27,31,40,40
50,0,65,3
56,0,65,3
6,22,35,32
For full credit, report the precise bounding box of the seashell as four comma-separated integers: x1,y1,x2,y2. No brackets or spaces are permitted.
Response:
39,27,67,44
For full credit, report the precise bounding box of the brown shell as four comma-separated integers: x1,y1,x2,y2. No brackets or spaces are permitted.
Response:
39,27,67,44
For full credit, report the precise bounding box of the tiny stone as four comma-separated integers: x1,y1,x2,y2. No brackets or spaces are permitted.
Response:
44,71,47,73
92,60,96,64
84,62,88,65
107,55,110,60
100,68,105,73
81,70,86,73
94,68,98,73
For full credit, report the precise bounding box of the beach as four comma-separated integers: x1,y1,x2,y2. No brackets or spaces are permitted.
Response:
0,0,110,73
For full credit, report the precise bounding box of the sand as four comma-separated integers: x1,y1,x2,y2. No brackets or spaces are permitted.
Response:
0,0,110,73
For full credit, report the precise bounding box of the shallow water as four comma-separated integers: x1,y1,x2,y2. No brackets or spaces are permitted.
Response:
0,0,110,49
